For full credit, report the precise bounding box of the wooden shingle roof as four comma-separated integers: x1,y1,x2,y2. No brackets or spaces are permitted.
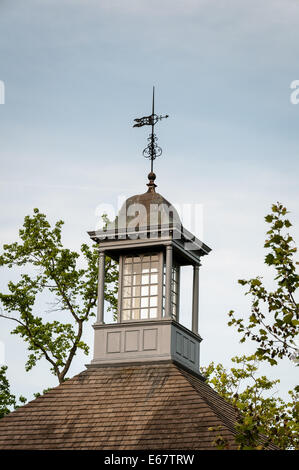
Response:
0,362,244,450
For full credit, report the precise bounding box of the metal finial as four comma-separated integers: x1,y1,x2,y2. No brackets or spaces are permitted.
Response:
133,86,169,174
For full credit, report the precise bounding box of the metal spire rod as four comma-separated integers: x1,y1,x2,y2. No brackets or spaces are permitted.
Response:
133,87,169,174
151,87,155,173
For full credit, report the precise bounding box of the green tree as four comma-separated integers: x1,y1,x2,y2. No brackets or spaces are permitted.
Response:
205,202,298,449
228,203,298,365
0,366,26,418
203,356,299,450
0,209,118,385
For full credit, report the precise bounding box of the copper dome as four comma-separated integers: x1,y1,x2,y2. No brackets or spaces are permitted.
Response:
117,173,181,230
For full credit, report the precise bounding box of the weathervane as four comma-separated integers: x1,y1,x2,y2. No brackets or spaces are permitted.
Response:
133,87,169,173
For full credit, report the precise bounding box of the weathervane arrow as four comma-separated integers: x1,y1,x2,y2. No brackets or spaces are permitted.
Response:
133,87,169,173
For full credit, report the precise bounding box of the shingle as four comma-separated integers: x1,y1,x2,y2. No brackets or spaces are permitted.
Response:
0,361,277,450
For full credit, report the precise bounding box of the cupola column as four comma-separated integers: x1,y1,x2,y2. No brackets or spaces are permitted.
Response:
97,250,106,324
164,244,173,318
192,265,199,334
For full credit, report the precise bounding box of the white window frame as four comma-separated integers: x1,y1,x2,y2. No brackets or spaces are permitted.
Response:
118,251,164,322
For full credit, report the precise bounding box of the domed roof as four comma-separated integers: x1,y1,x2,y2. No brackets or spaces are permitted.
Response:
117,173,181,230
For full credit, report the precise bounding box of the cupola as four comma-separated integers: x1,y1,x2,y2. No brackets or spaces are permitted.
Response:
88,89,211,374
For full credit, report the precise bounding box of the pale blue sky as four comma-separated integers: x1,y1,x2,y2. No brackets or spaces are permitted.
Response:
0,0,298,400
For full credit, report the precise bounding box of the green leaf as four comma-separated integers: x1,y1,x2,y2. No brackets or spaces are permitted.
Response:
0,210,118,385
